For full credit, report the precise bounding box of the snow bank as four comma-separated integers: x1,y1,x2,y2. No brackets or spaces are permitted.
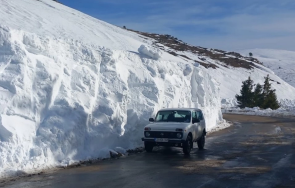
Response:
0,23,222,178
221,98,295,110
223,107,295,117
138,45,161,60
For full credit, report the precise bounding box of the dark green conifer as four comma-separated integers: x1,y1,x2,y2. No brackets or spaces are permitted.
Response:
263,90,280,109
263,75,272,96
236,75,280,109
253,83,264,107
262,75,280,109
235,76,254,108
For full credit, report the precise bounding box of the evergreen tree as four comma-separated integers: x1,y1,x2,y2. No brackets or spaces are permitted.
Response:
235,76,254,108
263,90,280,109
253,83,264,107
236,75,280,109
263,75,271,96
262,75,280,109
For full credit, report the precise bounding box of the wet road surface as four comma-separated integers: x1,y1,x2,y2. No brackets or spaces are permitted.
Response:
1,114,295,188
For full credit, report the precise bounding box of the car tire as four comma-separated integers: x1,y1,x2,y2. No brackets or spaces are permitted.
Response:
197,132,205,150
183,135,192,155
144,142,153,152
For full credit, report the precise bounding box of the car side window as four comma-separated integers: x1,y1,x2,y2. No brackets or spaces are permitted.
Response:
155,112,169,121
192,111,198,122
192,111,197,119
197,111,204,120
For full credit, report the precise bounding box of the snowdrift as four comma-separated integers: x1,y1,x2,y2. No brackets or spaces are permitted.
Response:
0,13,222,178
138,45,161,60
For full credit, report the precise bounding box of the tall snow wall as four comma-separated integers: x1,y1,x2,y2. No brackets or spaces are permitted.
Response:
0,26,222,177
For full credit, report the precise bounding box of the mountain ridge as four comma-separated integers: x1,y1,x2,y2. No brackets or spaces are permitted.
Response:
127,28,263,70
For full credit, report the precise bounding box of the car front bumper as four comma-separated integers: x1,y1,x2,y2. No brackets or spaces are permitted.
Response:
142,138,185,147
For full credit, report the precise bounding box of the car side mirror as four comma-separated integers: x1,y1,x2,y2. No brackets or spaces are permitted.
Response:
192,119,200,124
149,118,154,122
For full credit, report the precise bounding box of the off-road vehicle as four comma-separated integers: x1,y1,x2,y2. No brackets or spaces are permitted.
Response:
142,108,206,154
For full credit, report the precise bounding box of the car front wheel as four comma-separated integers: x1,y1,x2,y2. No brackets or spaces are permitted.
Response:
144,141,154,152
197,133,205,150
183,135,192,155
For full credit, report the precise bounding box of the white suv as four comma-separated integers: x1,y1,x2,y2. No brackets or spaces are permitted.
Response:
142,108,206,154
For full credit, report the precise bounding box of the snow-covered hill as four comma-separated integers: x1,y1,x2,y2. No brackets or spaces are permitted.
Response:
0,0,223,178
240,49,295,88
131,31,295,107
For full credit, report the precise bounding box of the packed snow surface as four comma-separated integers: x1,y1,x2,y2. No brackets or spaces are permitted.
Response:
0,0,222,177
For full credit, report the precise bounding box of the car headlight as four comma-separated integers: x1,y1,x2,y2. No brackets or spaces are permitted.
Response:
176,133,182,139
145,132,151,137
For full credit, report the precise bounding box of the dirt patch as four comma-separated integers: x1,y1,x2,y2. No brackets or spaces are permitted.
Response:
221,166,271,174
177,159,226,174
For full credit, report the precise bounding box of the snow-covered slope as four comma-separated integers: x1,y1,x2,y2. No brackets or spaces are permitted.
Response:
207,60,295,108
240,49,295,88
130,32,295,108
0,0,222,177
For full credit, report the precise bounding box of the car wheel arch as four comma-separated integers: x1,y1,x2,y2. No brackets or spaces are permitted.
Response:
188,132,193,140
203,129,206,136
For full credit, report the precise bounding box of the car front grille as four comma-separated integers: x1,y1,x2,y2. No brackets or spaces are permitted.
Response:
147,131,178,138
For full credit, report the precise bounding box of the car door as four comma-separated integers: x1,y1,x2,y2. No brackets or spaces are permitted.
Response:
192,111,199,141
198,110,205,135
193,110,205,139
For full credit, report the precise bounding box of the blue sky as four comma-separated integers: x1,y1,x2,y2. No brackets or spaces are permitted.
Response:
59,0,295,51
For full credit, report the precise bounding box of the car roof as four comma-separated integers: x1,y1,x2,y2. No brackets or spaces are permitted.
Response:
158,108,201,112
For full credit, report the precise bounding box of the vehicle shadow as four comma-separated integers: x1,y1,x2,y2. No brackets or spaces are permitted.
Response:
144,146,209,161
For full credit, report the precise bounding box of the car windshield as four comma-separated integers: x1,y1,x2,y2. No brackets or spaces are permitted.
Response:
155,110,191,123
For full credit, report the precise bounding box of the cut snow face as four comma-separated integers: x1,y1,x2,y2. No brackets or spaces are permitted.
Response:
0,0,222,178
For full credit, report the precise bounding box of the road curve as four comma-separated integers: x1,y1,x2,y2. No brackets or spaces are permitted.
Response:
1,114,295,188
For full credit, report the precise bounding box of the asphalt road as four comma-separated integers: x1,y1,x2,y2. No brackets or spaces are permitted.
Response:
1,114,295,188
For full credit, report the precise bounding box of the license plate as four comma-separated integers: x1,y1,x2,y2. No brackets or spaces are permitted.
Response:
155,138,168,142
